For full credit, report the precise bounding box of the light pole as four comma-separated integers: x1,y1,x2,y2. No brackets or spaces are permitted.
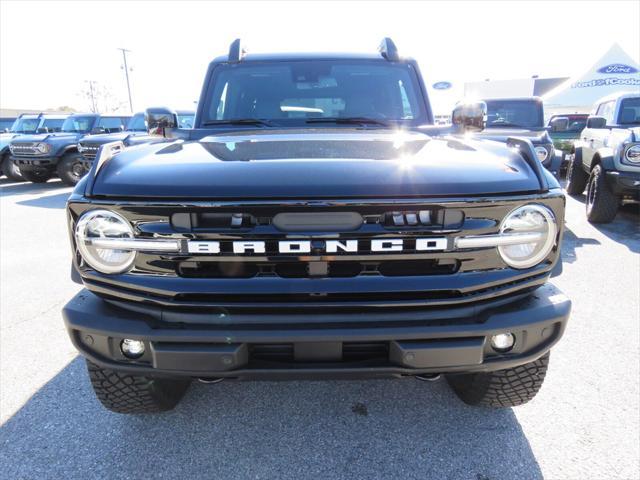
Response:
118,47,133,113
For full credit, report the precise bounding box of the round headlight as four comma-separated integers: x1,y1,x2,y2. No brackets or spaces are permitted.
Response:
534,146,549,163
498,204,557,269
75,210,136,274
624,144,640,164
35,143,50,154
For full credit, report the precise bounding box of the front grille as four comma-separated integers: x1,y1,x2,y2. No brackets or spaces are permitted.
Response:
70,194,564,313
10,143,39,156
79,144,99,160
177,259,458,279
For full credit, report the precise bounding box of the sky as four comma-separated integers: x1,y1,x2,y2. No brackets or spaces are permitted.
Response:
1,0,639,115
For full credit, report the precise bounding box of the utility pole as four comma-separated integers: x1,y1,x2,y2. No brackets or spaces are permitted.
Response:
118,47,133,113
85,80,97,113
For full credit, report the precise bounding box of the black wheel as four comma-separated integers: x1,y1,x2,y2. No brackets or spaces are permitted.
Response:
19,168,52,183
586,164,619,223
86,360,190,414
565,149,588,195
1,155,24,181
56,152,86,186
446,353,549,408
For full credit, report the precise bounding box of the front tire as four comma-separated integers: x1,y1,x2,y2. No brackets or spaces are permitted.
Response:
586,164,619,223
86,361,190,414
1,155,24,181
446,353,549,408
57,152,86,186
565,149,588,195
19,169,52,183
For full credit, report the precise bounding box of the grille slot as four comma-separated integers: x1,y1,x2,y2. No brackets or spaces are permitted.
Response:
176,260,457,279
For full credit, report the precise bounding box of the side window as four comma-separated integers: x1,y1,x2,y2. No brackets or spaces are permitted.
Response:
595,101,614,125
98,117,125,133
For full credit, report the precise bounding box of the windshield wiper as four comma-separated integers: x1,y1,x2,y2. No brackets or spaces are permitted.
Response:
487,122,526,128
202,119,273,127
306,117,390,127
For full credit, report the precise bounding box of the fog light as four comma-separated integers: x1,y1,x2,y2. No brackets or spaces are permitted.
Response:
490,333,515,352
121,339,145,358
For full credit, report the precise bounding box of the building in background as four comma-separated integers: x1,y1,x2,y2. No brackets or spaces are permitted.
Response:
464,76,568,100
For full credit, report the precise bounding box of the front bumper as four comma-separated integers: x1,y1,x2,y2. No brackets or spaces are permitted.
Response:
606,170,640,198
63,283,571,380
12,156,58,172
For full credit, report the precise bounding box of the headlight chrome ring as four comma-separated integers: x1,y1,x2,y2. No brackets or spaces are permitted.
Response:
498,204,557,269
75,209,136,274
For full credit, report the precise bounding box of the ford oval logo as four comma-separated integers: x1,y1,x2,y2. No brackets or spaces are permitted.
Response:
597,63,638,74
432,81,452,90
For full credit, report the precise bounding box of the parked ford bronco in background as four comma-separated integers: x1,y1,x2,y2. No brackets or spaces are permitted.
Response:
77,110,195,177
10,113,130,185
475,97,561,177
0,117,16,132
547,113,588,175
565,92,640,223
63,39,571,414
1,113,68,181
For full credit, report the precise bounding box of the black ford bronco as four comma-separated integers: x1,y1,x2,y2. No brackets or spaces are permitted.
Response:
77,111,195,177
63,39,571,414
11,113,130,185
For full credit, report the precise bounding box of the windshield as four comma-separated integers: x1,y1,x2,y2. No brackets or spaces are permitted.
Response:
204,60,426,125
485,100,543,129
10,117,40,133
61,116,96,133
618,97,640,125
41,118,65,132
126,114,146,131
549,115,587,133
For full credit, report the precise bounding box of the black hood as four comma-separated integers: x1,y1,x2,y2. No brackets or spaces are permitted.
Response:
88,129,543,199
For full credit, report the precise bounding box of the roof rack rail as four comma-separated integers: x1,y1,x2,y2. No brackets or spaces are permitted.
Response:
379,37,399,61
228,38,246,62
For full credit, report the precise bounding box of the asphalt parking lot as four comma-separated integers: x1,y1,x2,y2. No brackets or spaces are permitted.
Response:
0,178,638,480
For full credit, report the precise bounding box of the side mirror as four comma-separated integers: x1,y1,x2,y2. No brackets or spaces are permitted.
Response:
452,101,487,133
91,126,106,134
146,107,178,137
36,127,49,134
586,116,606,129
549,117,569,132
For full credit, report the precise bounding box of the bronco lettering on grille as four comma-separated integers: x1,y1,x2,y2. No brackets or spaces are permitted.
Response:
186,238,448,255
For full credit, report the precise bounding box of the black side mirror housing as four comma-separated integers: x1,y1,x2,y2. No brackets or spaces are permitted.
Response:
586,116,606,129
91,126,106,135
452,101,487,133
146,107,178,137
36,127,49,134
549,117,569,132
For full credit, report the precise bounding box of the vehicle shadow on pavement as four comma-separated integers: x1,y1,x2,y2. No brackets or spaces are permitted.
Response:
0,357,543,480
567,193,639,254
16,192,71,209
561,227,601,263
0,179,70,197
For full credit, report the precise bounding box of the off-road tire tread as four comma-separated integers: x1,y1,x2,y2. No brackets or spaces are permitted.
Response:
57,152,83,186
586,164,618,223
565,152,588,195
446,353,549,408
86,360,190,414
1,155,23,181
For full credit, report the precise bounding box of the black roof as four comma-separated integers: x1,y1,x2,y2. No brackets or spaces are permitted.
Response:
212,52,411,63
